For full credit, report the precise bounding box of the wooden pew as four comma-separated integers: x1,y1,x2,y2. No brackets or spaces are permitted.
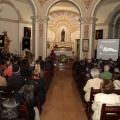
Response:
85,87,101,120
100,104,120,120
86,87,120,120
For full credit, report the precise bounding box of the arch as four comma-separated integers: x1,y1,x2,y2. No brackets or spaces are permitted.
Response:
91,0,104,17
29,0,38,15
0,0,23,20
106,4,120,24
41,0,85,17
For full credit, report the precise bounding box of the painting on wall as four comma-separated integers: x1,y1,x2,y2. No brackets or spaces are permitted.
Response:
82,39,89,52
96,29,103,40
22,37,30,50
24,27,31,38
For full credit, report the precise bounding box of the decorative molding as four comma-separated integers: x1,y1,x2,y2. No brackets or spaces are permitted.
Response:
0,0,23,21
48,11,80,31
82,0,92,9
0,18,31,24
39,16,48,23
39,23,44,36
38,0,48,7
105,4,120,23
80,17,98,24
84,25,89,39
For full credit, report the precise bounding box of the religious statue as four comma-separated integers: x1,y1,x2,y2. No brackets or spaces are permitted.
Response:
61,29,65,42
2,31,11,52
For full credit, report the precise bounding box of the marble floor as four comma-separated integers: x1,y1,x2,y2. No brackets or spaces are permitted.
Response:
41,69,88,120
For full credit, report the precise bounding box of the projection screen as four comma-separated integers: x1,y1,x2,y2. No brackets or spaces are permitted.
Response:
97,39,119,61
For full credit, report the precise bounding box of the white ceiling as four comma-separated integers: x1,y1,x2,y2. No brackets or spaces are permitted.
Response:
49,2,79,14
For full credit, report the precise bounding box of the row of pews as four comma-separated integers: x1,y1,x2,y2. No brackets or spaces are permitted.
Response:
73,65,120,120
0,66,54,120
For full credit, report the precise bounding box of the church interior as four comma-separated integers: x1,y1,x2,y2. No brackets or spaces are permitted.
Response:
0,0,120,120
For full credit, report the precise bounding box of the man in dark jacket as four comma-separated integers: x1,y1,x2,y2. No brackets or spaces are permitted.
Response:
7,65,26,88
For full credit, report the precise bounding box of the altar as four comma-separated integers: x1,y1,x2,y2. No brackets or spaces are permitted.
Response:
53,42,73,57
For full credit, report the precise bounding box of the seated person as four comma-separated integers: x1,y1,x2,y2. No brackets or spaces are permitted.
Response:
83,65,92,80
83,68,103,102
92,79,120,120
3,60,13,78
72,57,80,69
100,64,112,79
0,98,20,120
26,70,46,105
7,65,26,88
13,81,39,120
0,70,7,86
20,59,32,77
113,68,120,89
78,60,86,73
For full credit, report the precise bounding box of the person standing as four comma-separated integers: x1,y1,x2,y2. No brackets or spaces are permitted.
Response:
50,50,56,63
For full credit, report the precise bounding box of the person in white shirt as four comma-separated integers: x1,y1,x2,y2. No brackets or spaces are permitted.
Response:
92,79,120,120
112,67,120,89
83,68,103,102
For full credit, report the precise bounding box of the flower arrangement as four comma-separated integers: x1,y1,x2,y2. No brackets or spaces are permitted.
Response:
57,54,68,63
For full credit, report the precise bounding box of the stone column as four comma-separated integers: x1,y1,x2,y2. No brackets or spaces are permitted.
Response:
31,15,39,60
79,17,97,59
39,16,48,60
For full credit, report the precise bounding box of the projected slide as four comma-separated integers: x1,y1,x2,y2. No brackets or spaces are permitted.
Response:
97,39,119,61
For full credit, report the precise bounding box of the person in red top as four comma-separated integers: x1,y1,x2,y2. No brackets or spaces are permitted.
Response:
3,60,12,77
50,50,56,63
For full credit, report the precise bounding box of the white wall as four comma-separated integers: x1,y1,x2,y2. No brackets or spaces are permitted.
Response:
96,25,108,39
0,21,32,54
0,21,19,54
71,29,80,53
47,29,55,42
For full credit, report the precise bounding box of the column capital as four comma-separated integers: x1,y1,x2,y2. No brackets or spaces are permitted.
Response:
39,16,49,23
80,17,98,24
31,15,49,23
31,15,39,22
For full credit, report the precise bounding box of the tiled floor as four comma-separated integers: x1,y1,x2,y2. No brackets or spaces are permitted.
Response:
41,69,88,120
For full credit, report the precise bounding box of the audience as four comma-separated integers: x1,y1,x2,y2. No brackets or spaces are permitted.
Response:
26,70,46,105
13,81,39,120
20,59,32,77
100,64,112,79
92,79,120,120
83,68,103,102
7,65,26,88
112,68,120,89
39,56,45,69
0,70,7,86
3,60,13,78
0,98,20,120
78,60,86,73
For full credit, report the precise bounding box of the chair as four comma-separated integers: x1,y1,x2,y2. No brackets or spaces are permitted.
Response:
100,104,120,120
